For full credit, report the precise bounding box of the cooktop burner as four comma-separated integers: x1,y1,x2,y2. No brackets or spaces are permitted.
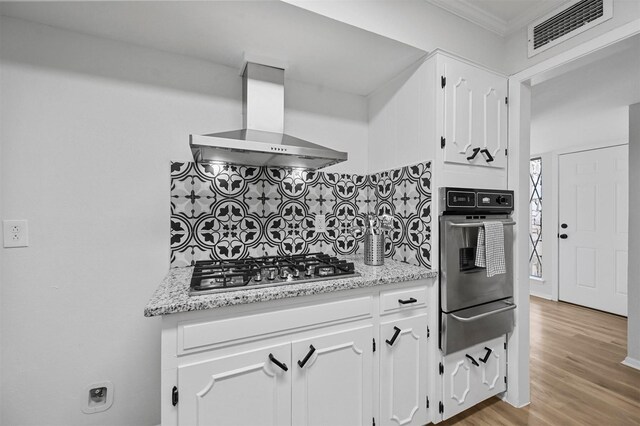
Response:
189,253,360,296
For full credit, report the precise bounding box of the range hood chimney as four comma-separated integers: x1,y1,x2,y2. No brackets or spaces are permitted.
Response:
190,63,348,170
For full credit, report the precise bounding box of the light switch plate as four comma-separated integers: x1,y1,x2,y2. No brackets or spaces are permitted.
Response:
3,220,29,248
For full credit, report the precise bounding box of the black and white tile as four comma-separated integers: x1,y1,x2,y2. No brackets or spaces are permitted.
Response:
170,160,432,268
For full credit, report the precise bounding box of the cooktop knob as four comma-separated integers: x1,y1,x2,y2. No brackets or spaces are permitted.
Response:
305,266,314,277
293,269,300,278
496,195,507,205
254,272,262,282
268,270,276,280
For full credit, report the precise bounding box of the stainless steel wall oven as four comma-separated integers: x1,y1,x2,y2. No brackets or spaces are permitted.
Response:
439,187,516,355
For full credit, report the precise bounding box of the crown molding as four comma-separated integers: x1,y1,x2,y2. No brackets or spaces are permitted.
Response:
425,0,507,36
425,0,572,37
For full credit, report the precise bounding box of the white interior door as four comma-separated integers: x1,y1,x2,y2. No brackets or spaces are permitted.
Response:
559,145,628,316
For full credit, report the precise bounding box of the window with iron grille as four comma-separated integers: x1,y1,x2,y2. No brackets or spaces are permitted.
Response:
530,158,543,278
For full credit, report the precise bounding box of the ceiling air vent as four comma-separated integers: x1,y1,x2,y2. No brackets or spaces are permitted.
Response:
528,0,613,57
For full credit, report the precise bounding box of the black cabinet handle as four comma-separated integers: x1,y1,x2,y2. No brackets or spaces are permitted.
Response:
269,353,288,372
561,223,568,229
466,354,479,367
559,234,568,239
386,326,402,346
398,297,417,305
172,386,178,406
297,345,316,368
467,147,481,161
480,149,494,163
479,347,492,363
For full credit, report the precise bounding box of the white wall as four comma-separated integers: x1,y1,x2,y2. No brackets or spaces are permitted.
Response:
368,60,435,172
285,79,368,174
0,16,368,425
530,39,639,154
505,0,640,74
627,103,640,368
285,0,507,73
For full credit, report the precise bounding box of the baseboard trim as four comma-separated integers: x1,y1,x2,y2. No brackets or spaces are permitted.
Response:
622,357,640,370
529,291,553,300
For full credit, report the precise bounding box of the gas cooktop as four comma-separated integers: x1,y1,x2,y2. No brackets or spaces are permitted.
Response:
189,253,360,296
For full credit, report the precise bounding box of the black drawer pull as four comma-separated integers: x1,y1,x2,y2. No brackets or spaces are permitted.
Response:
172,386,178,406
480,347,492,363
466,354,479,367
559,234,568,239
268,353,288,372
480,149,494,163
386,326,401,346
467,147,481,161
398,297,417,305
297,345,316,368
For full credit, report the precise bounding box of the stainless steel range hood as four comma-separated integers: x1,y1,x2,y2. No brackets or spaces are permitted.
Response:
190,63,348,170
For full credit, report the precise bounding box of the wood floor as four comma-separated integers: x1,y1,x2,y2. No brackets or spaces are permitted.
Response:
442,296,640,425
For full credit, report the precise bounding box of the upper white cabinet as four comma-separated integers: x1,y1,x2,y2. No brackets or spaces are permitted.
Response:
368,49,509,189
441,56,508,169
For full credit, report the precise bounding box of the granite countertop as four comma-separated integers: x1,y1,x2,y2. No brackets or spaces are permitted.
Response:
144,257,437,317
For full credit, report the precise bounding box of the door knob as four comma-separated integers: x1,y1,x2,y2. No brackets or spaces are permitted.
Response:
559,234,568,239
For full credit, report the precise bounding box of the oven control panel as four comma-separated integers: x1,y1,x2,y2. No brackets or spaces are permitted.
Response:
440,187,514,214
477,191,513,209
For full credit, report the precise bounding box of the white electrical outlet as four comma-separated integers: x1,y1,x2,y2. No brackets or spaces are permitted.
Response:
3,220,29,248
314,214,327,233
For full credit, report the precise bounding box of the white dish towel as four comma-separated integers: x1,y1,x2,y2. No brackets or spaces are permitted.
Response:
475,221,506,277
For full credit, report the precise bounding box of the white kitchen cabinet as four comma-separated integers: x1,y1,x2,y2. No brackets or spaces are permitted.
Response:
292,326,373,426
441,335,506,420
177,343,292,425
379,314,429,426
368,49,508,189
160,279,437,426
441,55,508,170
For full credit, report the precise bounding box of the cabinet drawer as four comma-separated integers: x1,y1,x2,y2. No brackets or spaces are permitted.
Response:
178,296,372,354
380,286,427,314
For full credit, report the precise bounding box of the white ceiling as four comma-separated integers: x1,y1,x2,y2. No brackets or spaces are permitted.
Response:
0,1,426,96
426,0,569,36
531,34,640,154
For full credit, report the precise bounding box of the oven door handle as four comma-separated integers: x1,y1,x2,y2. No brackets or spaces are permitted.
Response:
450,303,516,322
450,221,516,228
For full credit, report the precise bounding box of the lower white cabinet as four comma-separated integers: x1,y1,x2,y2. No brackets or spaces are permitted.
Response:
379,314,429,426
160,280,444,425
176,327,374,426
292,326,373,426
178,343,292,426
441,336,506,420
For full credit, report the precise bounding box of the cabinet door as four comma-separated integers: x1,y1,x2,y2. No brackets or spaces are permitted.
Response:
292,326,373,426
442,57,507,169
442,336,506,420
379,314,429,426
178,343,291,426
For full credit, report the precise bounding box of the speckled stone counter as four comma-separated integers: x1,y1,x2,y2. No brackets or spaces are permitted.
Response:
144,258,437,317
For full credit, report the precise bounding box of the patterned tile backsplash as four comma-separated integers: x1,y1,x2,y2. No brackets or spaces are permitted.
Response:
170,160,431,268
